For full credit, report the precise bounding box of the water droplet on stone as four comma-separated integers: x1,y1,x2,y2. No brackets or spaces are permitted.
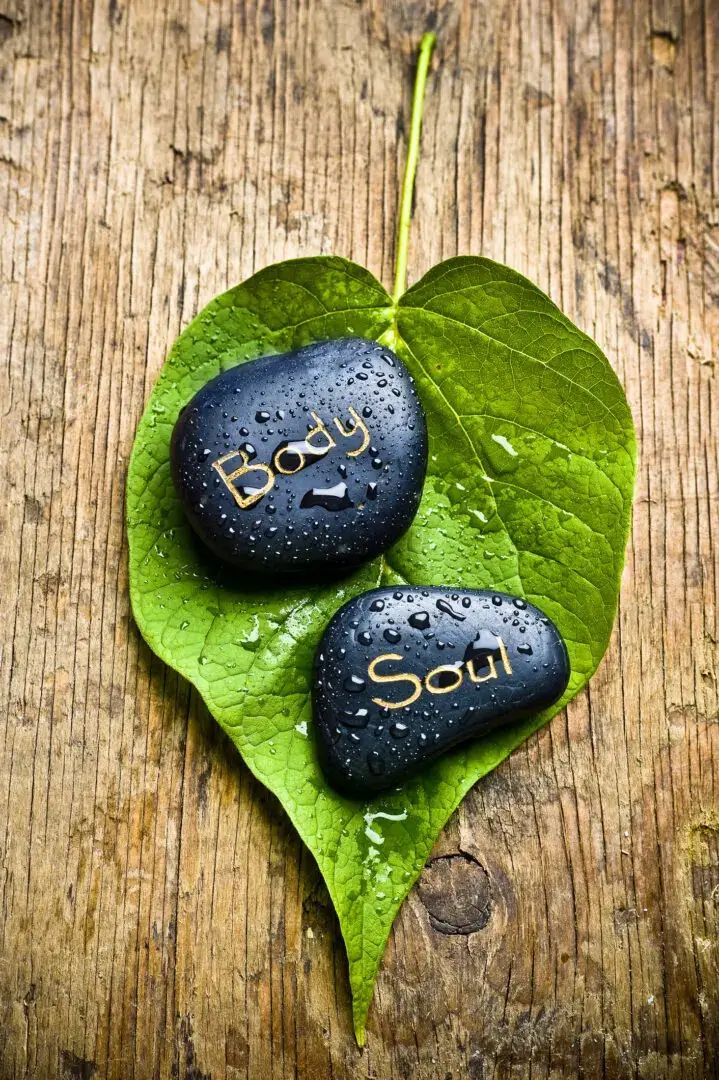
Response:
300,482,354,512
367,750,385,775
436,598,466,621
342,707,370,729
344,675,366,693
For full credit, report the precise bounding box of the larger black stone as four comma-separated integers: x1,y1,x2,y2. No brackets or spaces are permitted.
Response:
170,338,427,573
313,587,570,798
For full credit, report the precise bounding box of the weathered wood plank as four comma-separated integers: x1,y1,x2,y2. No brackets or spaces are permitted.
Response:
0,0,717,1077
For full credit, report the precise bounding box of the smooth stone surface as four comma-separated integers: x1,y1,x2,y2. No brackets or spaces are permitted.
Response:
170,338,427,573
313,587,571,798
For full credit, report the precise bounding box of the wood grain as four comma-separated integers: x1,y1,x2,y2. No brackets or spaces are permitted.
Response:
1,0,717,1076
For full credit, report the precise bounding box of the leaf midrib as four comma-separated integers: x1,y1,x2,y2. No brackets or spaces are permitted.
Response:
381,301,528,602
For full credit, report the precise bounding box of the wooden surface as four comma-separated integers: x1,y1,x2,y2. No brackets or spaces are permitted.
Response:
1,0,718,1076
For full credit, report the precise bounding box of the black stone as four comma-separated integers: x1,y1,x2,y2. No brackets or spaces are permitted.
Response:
170,338,428,573
313,587,571,798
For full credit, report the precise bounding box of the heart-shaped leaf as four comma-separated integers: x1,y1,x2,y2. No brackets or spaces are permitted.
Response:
127,252,636,1041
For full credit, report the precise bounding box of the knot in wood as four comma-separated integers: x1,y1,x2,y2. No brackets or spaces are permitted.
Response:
417,853,492,935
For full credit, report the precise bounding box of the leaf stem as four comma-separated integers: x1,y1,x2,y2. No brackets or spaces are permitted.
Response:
392,32,436,304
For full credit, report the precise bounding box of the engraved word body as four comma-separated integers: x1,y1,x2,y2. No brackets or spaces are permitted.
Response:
212,407,370,510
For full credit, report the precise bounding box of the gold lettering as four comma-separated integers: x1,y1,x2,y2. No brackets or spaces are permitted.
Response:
368,653,422,710
273,446,304,475
366,634,513,709
273,413,336,475
333,406,370,457
425,664,464,695
497,636,513,675
466,656,498,683
212,449,274,510
465,637,511,682
306,411,336,453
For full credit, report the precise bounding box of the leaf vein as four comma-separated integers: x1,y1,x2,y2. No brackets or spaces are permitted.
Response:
404,306,623,417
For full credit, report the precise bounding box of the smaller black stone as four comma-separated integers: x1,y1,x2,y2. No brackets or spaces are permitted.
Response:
312,587,571,799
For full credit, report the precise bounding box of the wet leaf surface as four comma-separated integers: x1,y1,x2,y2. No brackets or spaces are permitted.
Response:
127,254,636,1041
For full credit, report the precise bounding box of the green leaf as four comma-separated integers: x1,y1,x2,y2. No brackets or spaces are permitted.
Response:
127,254,636,1042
